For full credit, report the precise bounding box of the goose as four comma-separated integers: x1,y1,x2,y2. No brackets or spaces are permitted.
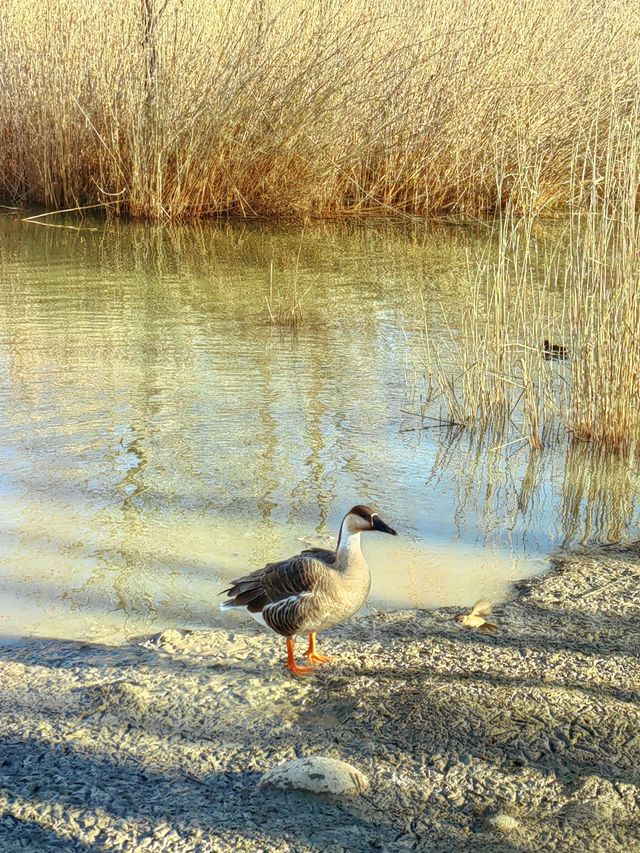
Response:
220,504,397,675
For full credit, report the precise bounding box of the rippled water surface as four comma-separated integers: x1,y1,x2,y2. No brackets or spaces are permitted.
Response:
0,215,637,641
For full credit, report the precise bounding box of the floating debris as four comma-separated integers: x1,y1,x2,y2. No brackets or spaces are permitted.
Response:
454,599,498,633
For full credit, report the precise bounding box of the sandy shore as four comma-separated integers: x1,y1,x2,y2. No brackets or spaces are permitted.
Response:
0,546,639,852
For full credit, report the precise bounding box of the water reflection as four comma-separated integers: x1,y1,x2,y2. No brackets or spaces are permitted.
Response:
0,214,636,641
423,426,639,550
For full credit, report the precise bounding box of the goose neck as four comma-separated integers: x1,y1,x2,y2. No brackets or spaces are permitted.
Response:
336,523,362,567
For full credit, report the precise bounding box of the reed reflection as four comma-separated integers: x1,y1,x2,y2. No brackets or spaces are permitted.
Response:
424,427,639,550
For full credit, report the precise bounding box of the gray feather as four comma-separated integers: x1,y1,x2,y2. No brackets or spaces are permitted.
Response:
219,544,369,638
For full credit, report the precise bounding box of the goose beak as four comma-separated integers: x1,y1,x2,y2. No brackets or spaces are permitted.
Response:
372,515,397,535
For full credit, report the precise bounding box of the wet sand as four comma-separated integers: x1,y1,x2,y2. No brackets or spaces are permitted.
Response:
0,545,638,852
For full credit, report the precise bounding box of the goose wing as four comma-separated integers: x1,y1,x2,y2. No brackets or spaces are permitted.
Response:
221,549,335,636
300,547,336,563
470,598,492,618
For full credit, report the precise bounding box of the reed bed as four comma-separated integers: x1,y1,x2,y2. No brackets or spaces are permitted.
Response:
416,116,640,452
1,0,639,220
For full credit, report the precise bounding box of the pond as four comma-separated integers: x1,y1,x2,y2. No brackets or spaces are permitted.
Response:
0,214,637,641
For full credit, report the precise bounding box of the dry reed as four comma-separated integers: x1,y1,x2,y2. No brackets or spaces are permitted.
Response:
416,116,640,452
1,0,639,220
265,259,310,328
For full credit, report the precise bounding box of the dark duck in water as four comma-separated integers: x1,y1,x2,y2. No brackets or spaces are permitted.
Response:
543,339,569,360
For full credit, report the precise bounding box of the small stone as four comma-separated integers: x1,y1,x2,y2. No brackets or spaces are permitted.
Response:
158,630,184,647
258,756,369,796
487,813,520,834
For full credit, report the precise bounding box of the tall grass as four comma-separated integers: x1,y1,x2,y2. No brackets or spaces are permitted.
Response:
418,214,557,449
1,0,639,220
416,117,640,452
567,123,640,448
265,259,310,328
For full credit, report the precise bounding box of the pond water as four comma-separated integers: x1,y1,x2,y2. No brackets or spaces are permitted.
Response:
0,214,637,642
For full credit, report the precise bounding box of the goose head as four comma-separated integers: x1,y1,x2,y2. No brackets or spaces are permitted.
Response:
343,504,397,536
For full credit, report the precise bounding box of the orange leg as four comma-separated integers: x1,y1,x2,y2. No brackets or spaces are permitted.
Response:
305,632,332,666
286,637,314,676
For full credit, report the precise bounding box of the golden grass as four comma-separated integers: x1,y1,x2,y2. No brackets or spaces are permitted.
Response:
1,0,639,220
416,116,640,452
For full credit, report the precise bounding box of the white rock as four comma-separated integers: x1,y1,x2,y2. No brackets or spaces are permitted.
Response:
259,757,369,796
157,629,185,648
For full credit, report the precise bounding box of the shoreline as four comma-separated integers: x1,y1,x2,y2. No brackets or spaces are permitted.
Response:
0,546,638,851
